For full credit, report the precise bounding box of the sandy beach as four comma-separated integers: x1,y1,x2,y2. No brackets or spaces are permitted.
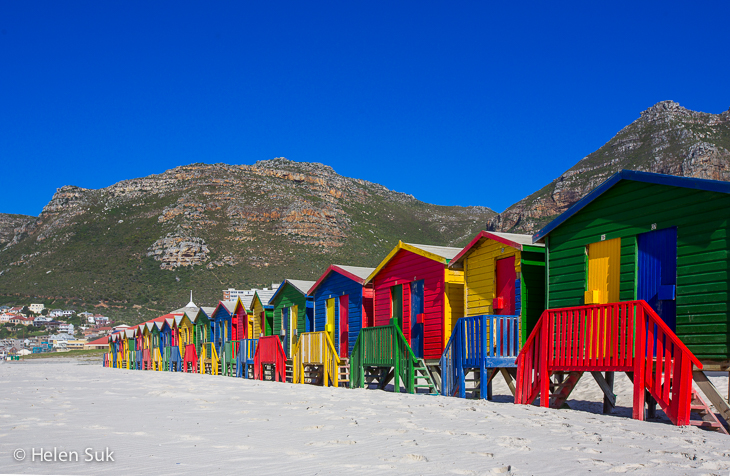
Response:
0,357,728,475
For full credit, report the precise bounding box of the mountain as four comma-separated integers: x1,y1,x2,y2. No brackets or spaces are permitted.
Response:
0,158,495,323
488,101,730,234
0,214,35,248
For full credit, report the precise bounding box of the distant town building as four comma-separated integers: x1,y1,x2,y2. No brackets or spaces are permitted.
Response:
59,323,74,334
29,304,45,314
49,309,75,318
222,288,255,301
223,284,279,301
33,316,53,326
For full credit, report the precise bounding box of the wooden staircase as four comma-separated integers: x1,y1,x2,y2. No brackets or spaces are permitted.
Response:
350,324,426,394
516,301,727,432
338,358,350,386
292,331,342,387
413,358,438,394
440,314,520,400
689,386,729,434
253,336,287,382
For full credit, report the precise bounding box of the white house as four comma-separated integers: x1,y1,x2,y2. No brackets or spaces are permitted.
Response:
59,323,74,334
29,303,45,314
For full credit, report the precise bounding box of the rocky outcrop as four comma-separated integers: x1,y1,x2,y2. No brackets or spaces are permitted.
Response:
0,214,35,247
147,233,210,270
489,101,730,234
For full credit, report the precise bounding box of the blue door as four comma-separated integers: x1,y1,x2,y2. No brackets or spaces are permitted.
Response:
638,227,677,331
410,280,424,358
282,307,289,354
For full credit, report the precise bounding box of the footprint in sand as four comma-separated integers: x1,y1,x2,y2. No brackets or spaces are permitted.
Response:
384,454,428,463
498,436,530,450
306,440,356,447
607,463,647,472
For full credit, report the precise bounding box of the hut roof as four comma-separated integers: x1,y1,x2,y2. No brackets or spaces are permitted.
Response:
365,241,463,284
534,169,730,243
449,231,543,268
308,264,375,295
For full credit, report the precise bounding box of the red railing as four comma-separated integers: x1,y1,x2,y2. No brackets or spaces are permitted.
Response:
183,344,198,373
142,349,152,370
516,300,702,426
253,336,287,382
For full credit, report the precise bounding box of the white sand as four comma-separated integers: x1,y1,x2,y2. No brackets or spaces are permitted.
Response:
0,358,728,475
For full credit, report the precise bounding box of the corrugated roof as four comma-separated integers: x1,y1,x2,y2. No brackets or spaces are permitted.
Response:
253,289,276,307
308,264,375,294
334,265,375,280
286,280,316,295
201,306,215,315
404,243,463,260
241,294,255,310
448,231,544,268
221,300,238,314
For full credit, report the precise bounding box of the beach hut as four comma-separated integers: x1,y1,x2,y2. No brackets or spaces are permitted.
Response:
292,265,373,387
193,307,219,375
441,231,545,399
517,170,729,432
140,323,154,370
309,265,375,358
270,279,316,358
351,242,463,393
151,321,163,371
251,289,276,338
177,313,197,372
210,298,246,376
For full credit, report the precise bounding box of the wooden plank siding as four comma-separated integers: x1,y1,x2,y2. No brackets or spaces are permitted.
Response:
464,240,521,316
313,270,367,357
461,237,546,345
372,249,460,360
546,180,730,360
271,284,310,356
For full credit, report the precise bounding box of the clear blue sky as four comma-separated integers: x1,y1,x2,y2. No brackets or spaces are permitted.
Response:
1,1,728,216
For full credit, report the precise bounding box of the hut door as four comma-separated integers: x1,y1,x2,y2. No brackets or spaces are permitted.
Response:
638,227,677,331
339,295,349,358
391,285,403,328
586,238,621,304
289,306,299,350
326,298,336,345
410,280,424,358
495,256,516,315
282,307,289,354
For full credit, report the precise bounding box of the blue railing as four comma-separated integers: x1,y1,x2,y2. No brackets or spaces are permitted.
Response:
168,346,182,372
236,338,258,378
440,314,520,399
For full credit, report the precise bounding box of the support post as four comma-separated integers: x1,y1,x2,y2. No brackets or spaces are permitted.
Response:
602,371,615,414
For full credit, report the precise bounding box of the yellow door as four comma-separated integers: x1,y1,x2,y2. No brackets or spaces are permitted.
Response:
290,305,298,351
586,238,621,304
326,298,335,344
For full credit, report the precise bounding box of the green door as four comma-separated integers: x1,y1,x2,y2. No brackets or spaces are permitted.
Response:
391,284,403,329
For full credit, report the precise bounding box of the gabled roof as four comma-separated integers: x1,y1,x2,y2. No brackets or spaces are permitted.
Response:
449,231,543,268
308,264,375,295
211,297,243,319
252,290,276,309
364,241,462,284
533,169,730,243
240,294,255,311
270,279,316,302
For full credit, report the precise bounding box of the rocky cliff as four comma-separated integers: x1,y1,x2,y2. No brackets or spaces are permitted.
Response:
0,214,35,248
0,158,495,322
488,101,730,234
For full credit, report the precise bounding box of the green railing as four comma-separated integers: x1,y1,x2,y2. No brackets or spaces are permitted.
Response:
350,324,417,393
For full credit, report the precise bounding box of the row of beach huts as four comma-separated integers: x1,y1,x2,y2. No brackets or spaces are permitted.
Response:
104,170,730,434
